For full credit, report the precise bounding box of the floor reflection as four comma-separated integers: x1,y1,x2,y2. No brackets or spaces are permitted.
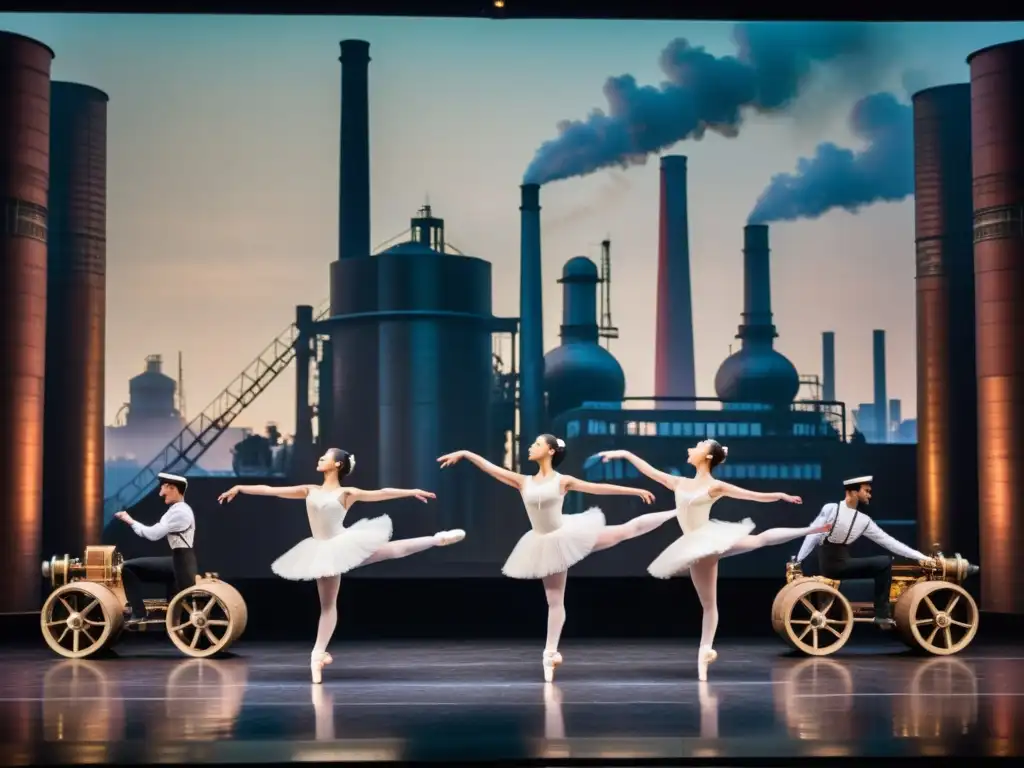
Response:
0,640,1020,762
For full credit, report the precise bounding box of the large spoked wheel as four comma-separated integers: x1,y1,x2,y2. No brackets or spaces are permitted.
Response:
772,579,854,656
41,583,125,659
166,582,248,658
894,581,979,655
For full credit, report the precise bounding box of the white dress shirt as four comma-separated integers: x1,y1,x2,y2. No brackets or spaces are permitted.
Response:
795,501,928,563
131,501,195,549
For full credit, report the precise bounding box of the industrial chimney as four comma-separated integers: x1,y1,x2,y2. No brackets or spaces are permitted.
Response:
821,331,836,401
713,225,800,405
873,330,887,443
338,39,370,261
43,81,109,561
654,155,696,410
519,183,544,466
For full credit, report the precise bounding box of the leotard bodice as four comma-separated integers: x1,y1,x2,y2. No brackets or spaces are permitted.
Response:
674,484,720,534
521,473,566,535
306,487,350,540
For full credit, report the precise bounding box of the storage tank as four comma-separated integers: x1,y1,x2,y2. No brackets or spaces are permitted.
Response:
375,214,494,533
0,31,55,612
911,83,977,562
43,81,109,561
544,256,626,417
967,40,1024,613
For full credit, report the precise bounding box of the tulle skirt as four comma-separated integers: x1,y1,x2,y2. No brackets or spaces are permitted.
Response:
271,515,394,581
647,517,756,579
502,507,606,579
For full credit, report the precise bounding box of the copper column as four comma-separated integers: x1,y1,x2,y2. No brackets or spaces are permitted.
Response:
912,84,977,562
968,40,1024,613
0,32,55,612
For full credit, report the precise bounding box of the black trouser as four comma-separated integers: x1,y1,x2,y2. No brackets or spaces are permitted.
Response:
121,549,198,618
818,543,893,618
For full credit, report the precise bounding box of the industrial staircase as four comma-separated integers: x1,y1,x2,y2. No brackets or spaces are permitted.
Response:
103,300,330,517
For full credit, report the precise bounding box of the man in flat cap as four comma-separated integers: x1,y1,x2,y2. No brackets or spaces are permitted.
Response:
794,475,934,627
114,472,198,623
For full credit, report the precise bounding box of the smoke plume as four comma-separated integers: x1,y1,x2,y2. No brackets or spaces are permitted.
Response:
523,22,890,186
747,91,912,224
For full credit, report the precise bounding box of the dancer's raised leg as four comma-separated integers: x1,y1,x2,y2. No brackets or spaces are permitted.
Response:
361,529,466,565
723,522,830,557
592,509,677,551
689,557,720,682
541,570,568,682
311,575,341,683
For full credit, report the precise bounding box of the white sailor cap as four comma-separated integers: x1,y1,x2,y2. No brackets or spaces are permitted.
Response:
842,475,872,488
157,472,188,489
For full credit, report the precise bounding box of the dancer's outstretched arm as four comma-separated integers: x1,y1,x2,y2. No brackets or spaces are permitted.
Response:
709,482,802,505
437,450,524,490
345,487,436,506
561,476,655,504
218,484,313,504
596,450,679,491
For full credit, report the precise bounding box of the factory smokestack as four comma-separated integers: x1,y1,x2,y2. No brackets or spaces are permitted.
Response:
741,225,776,344
821,331,835,401
43,81,108,561
654,155,696,410
0,31,54,612
338,39,370,261
912,83,976,562
519,183,544,465
873,329,887,443
968,40,1024,613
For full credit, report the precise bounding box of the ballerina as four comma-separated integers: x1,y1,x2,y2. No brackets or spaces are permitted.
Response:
437,433,678,682
218,447,465,683
598,440,832,681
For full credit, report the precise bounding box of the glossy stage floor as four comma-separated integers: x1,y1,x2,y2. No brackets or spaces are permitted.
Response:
0,638,1020,766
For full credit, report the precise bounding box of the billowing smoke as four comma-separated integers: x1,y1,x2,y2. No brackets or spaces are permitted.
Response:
747,92,912,224
523,22,890,186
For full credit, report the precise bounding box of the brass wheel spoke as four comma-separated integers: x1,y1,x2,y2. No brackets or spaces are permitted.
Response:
82,598,100,616
82,627,96,645
798,624,813,641
189,627,201,649
951,619,972,629
73,629,81,653
914,618,934,626
58,627,70,643
945,594,960,613
943,627,953,648
820,597,836,616
204,628,220,646
923,595,939,617
824,624,842,639
799,597,815,614
812,628,819,649
202,597,216,617
59,597,74,614
206,619,229,627
926,626,939,645
46,620,64,628
170,621,191,633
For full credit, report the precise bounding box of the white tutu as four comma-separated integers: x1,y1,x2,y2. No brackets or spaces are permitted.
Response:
647,517,755,579
502,507,606,579
271,514,393,581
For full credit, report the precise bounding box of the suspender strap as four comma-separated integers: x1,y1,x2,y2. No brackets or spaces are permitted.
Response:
824,500,860,545
171,520,194,549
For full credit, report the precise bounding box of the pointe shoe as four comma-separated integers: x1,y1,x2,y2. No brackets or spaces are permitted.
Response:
435,529,466,546
310,651,333,684
542,650,563,683
697,645,718,682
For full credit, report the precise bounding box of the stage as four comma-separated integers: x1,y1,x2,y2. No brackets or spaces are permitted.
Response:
0,638,1019,765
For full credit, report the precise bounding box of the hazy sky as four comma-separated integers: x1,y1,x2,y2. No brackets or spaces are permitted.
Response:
4,15,1023,437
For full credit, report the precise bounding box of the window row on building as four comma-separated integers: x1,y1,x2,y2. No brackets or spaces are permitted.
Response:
565,418,832,440
585,459,823,483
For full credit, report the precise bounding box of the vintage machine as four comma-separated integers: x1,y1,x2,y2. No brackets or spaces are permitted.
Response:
771,547,980,656
40,545,248,659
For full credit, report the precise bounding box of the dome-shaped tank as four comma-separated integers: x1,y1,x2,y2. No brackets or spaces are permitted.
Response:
714,347,800,404
127,355,178,423
544,256,626,417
